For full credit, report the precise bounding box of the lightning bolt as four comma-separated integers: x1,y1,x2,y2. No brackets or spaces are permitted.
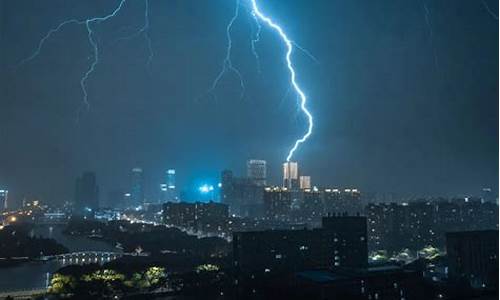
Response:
250,11,262,73
17,0,153,119
17,19,86,66
249,9,318,72
112,0,154,68
250,0,314,162
481,0,499,20
207,0,245,101
422,2,439,72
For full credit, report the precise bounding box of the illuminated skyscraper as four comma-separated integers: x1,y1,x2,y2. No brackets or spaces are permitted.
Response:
163,169,177,202
283,161,298,189
299,176,311,189
131,168,144,207
0,189,8,211
246,159,267,186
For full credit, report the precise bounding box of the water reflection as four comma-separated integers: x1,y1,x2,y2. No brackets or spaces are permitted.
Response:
0,225,120,292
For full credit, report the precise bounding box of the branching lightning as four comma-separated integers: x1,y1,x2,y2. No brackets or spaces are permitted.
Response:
19,0,316,160
78,0,128,114
481,0,499,20
208,0,245,101
250,0,314,162
249,9,318,72
250,12,262,73
112,0,153,68
422,2,439,72
18,0,154,118
18,19,86,66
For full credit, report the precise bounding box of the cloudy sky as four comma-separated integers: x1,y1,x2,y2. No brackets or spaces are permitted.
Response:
0,0,498,205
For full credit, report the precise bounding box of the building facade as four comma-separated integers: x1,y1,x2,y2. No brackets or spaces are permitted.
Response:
446,230,499,289
0,189,8,211
130,167,144,207
283,161,299,190
233,215,368,274
220,170,264,217
74,172,99,214
163,201,229,233
299,176,311,190
247,159,267,186
367,199,499,252
264,187,292,222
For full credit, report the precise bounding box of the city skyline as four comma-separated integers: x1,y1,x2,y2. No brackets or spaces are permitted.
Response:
1,155,499,208
0,1,497,299
0,0,498,207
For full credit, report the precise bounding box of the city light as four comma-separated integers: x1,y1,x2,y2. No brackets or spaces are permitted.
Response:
199,184,214,194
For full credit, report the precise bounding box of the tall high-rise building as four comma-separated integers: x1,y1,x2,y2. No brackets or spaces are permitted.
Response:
0,189,8,211
166,169,177,202
481,187,497,203
264,187,292,221
160,169,177,203
233,215,368,273
160,184,168,202
131,168,144,207
299,176,311,189
447,230,498,288
283,161,299,189
221,169,265,217
220,170,234,205
75,172,99,214
246,159,267,186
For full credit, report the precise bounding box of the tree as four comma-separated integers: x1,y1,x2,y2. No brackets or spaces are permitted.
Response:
128,266,166,291
48,273,77,295
144,266,167,289
80,269,127,298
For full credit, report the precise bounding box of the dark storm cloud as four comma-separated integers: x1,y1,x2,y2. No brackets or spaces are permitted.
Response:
0,0,497,205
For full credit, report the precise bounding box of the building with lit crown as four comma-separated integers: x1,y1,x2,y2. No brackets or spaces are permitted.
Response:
283,161,298,190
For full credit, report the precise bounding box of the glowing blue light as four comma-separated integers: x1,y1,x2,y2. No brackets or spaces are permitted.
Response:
199,184,214,193
250,0,314,162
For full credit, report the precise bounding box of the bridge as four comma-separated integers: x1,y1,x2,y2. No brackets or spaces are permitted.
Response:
0,288,47,299
43,251,125,265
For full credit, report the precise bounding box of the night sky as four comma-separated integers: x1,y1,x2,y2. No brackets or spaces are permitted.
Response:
0,0,498,206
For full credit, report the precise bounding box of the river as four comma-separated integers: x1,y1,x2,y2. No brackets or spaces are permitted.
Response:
0,225,119,292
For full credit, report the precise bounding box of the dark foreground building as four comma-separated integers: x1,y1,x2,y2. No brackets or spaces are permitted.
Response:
233,215,368,273
446,230,499,289
294,266,427,300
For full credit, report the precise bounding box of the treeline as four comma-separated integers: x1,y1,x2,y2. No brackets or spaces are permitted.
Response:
0,224,68,258
64,219,230,259
46,264,167,299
